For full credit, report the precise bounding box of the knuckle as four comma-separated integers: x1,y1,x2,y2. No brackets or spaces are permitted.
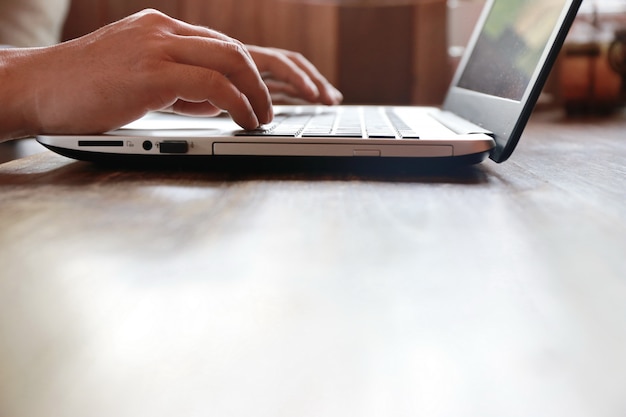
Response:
203,69,223,86
291,52,307,64
135,8,168,25
123,9,172,47
281,49,304,61
226,40,247,57
221,41,252,68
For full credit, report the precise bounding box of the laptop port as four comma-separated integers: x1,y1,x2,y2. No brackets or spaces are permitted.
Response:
159,140,189,154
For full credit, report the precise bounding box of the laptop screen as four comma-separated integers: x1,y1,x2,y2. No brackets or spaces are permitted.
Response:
457,0,568,101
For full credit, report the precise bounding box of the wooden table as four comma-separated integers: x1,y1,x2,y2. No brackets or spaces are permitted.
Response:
0,109,625,417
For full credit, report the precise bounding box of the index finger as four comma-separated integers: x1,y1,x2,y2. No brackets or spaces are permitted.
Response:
168,36,273,125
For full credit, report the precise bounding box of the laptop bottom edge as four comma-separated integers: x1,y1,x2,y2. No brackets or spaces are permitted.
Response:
40,143,490,172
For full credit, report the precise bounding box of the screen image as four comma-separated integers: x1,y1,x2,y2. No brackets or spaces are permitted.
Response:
457,0,567,101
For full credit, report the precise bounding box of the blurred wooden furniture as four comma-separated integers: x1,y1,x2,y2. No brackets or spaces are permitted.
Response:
62,0,450,104
1,109,625,417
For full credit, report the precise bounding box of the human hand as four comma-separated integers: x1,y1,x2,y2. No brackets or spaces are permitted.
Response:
1,9,273,140
246,45,343,105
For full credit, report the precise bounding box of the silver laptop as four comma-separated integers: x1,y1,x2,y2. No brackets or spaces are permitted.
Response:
37,0,582,165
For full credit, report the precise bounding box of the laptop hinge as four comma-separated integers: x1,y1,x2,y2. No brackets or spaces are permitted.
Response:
431,110,494,137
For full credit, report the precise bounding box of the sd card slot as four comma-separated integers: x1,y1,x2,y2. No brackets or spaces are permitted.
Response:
78,140,124,147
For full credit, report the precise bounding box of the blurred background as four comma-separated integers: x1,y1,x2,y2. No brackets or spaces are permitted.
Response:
61,0,451,106
557,0,626,114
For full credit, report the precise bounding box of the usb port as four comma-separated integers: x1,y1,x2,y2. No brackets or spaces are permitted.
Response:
159,140,189,154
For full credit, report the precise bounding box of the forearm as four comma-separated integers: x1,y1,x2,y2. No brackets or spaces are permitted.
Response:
0,48,39,142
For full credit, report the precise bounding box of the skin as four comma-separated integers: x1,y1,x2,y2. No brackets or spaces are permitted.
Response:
0,8,342,142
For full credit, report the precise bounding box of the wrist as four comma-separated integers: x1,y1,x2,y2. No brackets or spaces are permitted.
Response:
0,49,40,141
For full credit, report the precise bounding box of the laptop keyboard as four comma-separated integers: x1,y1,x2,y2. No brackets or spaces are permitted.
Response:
236,106,420,139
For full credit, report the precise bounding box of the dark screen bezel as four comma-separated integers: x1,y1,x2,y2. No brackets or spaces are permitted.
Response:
442,0,583,163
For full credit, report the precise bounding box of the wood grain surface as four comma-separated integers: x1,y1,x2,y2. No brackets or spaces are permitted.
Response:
0,109,625,417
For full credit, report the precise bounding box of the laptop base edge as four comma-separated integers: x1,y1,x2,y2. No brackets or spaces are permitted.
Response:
40,143,490,173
